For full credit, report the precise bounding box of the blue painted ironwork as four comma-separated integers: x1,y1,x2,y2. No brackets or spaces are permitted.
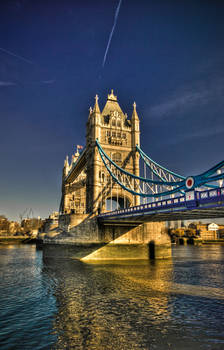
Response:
96,139,186,198
96,139,224,201
98,186,224,221
136,145,185,180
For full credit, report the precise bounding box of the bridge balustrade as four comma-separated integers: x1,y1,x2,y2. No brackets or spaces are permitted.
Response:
98,186,224,219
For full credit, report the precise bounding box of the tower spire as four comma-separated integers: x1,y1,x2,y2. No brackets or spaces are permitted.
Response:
93,94,100,113
64,155,69,167
63,155,70,177
131,101,139,120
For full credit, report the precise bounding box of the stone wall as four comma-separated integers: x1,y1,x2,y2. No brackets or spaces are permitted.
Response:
43,215,171,260
59,213,89,232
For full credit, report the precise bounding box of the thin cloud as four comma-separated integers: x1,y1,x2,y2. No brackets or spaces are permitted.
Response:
168,125,224,146
102,0,122,68
0,47,34,65
41,80,55,84
149,75,224,119
0,81,16,86
0,79,55,87
150,90,210,119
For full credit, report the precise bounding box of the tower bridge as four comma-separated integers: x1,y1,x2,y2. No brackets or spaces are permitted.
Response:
43,90,224,260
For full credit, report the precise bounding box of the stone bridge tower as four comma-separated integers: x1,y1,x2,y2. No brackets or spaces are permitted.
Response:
60,90,140,215
86,90,140,214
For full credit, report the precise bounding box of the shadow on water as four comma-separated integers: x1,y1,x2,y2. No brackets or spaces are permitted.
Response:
41,246,224,350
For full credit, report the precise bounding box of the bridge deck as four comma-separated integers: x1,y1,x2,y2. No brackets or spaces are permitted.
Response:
98,187,224,224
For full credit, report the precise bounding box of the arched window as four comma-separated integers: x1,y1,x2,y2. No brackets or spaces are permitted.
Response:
112,152,122,164
117,119,121,128
112,118,116,127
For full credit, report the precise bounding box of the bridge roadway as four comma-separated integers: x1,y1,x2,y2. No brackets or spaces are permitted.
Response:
98,187,224,225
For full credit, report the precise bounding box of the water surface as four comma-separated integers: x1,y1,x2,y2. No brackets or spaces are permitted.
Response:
0,244,224,349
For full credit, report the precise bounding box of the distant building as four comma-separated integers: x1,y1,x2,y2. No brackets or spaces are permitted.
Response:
192,222,224,240
167,220,183,229
42,211,59,232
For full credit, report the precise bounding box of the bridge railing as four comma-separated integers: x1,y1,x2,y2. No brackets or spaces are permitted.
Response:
98,186,224,218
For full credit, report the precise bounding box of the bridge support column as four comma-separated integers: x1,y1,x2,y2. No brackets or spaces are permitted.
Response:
42,216,171,260
143,222,171,259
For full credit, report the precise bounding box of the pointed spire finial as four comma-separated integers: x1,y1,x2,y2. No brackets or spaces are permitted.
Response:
89,106,92,113
93,94,100,113
131,101,139,121
107,89,117,101
64,155,69,167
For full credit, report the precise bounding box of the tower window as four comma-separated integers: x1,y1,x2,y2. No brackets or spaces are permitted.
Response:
112,118,116,127
112,152,122,164
117,119,121,127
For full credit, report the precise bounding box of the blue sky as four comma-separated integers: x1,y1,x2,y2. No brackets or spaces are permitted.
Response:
1,0,224,220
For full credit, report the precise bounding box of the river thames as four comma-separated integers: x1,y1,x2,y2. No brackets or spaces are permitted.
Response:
0,244,224,350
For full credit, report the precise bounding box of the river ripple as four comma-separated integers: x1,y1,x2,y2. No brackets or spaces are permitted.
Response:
0,244,224,349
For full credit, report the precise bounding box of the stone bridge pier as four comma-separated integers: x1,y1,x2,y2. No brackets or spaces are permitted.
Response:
43,215,171,260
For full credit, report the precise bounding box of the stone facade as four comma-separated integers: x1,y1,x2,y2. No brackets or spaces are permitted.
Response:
44,218,171,260
60,90,140,215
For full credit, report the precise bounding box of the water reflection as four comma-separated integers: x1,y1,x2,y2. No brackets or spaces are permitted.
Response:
1,244,223,350
42,258,173,349
42,247,224,350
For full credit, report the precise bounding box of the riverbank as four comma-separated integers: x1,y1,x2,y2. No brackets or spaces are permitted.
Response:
201,239,224,245
173,237,224,245
0,236,37,244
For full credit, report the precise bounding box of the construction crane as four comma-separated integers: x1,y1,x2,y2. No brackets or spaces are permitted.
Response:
19,208,34,222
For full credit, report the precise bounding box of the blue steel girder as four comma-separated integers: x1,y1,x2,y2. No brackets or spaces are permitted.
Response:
96,139,224,198
98,187,224,223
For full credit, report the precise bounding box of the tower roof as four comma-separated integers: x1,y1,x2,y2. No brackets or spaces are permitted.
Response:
101,89,124,116
93,94,101,113
131,101,139,121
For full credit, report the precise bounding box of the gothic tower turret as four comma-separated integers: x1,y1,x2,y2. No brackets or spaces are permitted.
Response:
86,95,102,213
131,102,140,147
63,155,70,178
61,90,141,215
85,90,141,212
131,102,140,206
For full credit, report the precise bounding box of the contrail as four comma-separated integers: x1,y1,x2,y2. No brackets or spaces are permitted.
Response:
102,0,122,68
0,47,34,65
